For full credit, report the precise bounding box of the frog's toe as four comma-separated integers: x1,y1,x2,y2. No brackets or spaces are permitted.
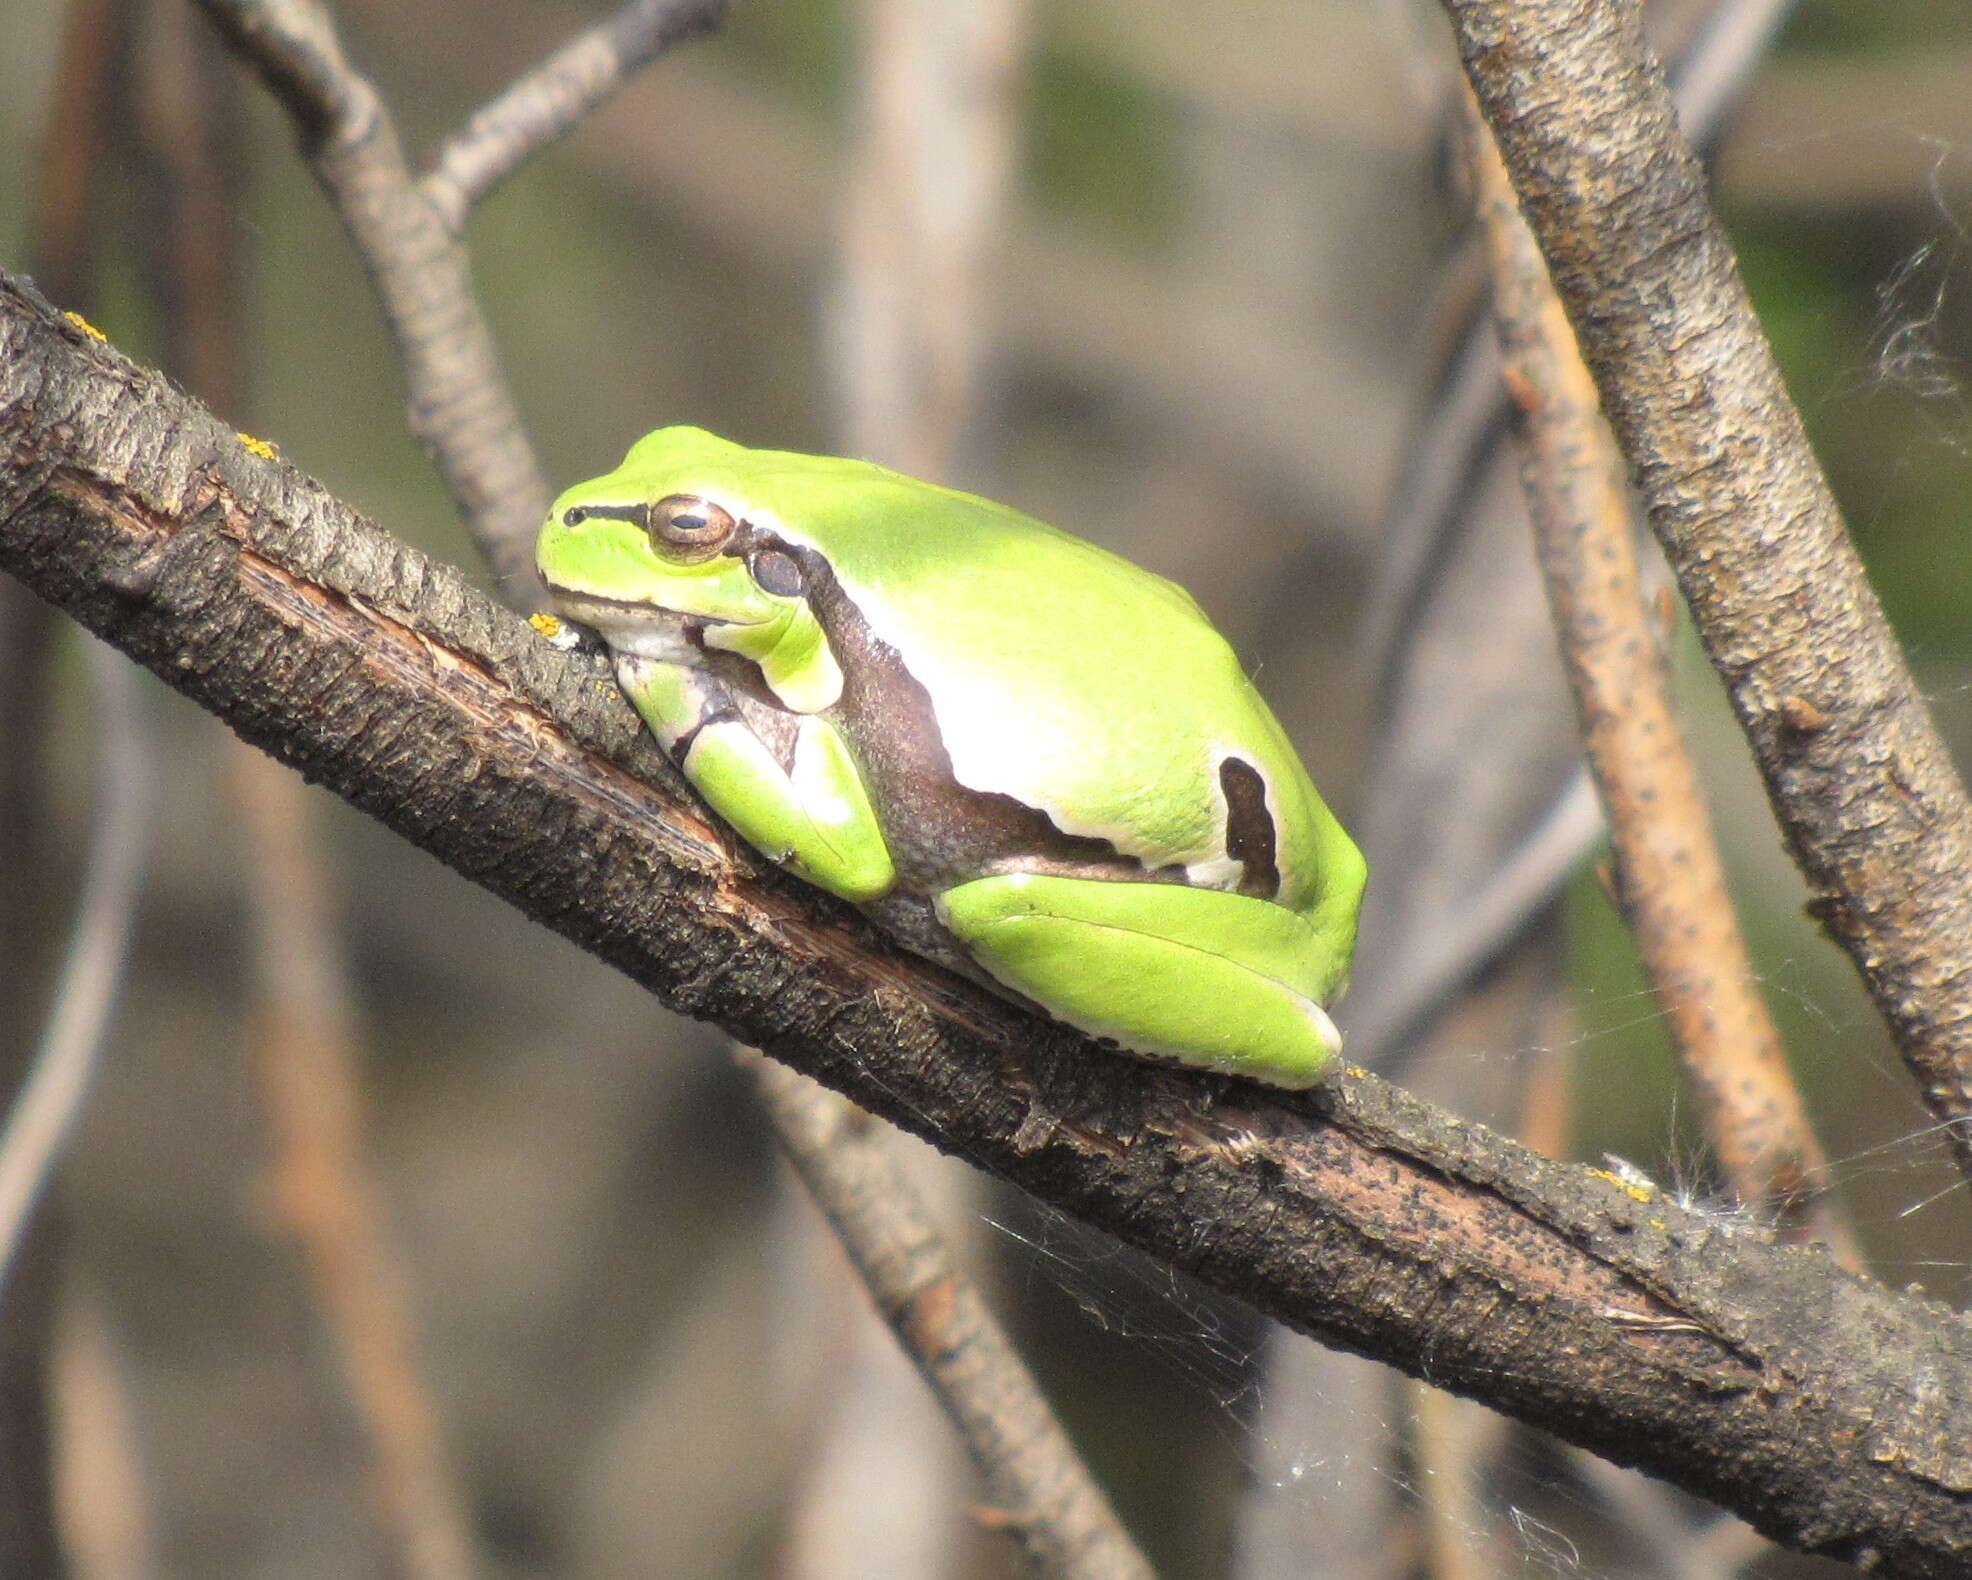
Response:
934,872,1341,1089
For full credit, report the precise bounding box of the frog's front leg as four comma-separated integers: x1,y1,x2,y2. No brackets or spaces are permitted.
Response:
934,873,1343,1088
615,655,895,903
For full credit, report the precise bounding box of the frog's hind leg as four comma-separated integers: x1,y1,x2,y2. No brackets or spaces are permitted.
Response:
933,872,1342,1088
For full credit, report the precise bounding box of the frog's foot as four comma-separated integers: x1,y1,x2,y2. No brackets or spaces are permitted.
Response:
933,872,1342,1089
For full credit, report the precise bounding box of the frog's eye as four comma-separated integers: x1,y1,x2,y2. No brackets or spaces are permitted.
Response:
649,494,736,560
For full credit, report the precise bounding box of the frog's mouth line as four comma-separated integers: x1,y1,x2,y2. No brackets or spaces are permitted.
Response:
544,587,765,630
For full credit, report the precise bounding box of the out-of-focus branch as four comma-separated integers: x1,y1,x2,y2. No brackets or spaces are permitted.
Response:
4,7,144,1569
1463,98,1854,1261
339,0,1401,536
1444,0,1972,1188
134,9,483,1572
1657,0,1792,147
50,1283,159,1580
752,1059,1155,1580
0,639,152,1300
423,0,726,232
10,289,1972,1573
233,750,481,1580
190,0,553,603
830,0,1026,479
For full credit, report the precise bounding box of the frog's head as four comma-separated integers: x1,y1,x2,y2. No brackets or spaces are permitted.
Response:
537,427,844,713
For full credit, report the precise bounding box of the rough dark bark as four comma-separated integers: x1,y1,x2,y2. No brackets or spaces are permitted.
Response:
1444,0,1972,1187
6,277,1972,1575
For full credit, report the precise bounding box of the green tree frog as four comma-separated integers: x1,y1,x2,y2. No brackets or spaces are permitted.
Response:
536,427,1366,1087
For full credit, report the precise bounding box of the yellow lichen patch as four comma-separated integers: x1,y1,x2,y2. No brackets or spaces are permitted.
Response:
63,310,107,342
529,613,563,639
1587,1167,1655,1203
236,432,279,461
1343,1065,1368,1079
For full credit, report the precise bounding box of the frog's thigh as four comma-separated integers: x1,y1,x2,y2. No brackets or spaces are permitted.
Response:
683,715,895,903
934,874,1342,1088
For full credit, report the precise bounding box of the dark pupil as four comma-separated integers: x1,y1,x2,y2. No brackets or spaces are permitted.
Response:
669,511,708,534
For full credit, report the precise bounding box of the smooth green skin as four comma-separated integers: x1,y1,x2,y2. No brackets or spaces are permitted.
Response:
537,427,1367,1087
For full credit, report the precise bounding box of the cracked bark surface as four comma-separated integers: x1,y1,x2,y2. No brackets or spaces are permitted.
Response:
6,277,1972,1574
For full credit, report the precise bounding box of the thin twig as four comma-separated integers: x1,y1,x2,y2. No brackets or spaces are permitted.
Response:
423,0,726,232
0,639,153,1299
191,0,550,603
1445,0,1972,1188
8,305,1972,1569
341,0,1396,529
752,1059,1155,1580
194,0,726,600
1462,95,1855,1261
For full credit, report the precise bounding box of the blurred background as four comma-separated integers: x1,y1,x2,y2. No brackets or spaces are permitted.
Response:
3,0,1972,1575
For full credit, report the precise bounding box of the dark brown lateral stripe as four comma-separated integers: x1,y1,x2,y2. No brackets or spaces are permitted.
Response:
670,703,741,762
1219,756,1281,899
724,519,1170,893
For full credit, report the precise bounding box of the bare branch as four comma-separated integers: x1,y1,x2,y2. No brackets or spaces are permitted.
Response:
9,279,1972,1576
787,5,1108,1570
829,0,1028,477
423,0,726,232
50,1283,161,1578
1344,0,1800,1068
191,0,551,604
1445,0,1972,1188
751,1060,1155,1580
1462,95,1854,1260
0,639,153,1299
233,747,481,1580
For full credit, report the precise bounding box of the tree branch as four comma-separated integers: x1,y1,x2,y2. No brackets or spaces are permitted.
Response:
191,0,551,603
7,277,1972,1577
0,640,151,1298
1443,0,1972,1187
422,0,726,232
1462,94,1852,1259
750,1058,1154,1580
